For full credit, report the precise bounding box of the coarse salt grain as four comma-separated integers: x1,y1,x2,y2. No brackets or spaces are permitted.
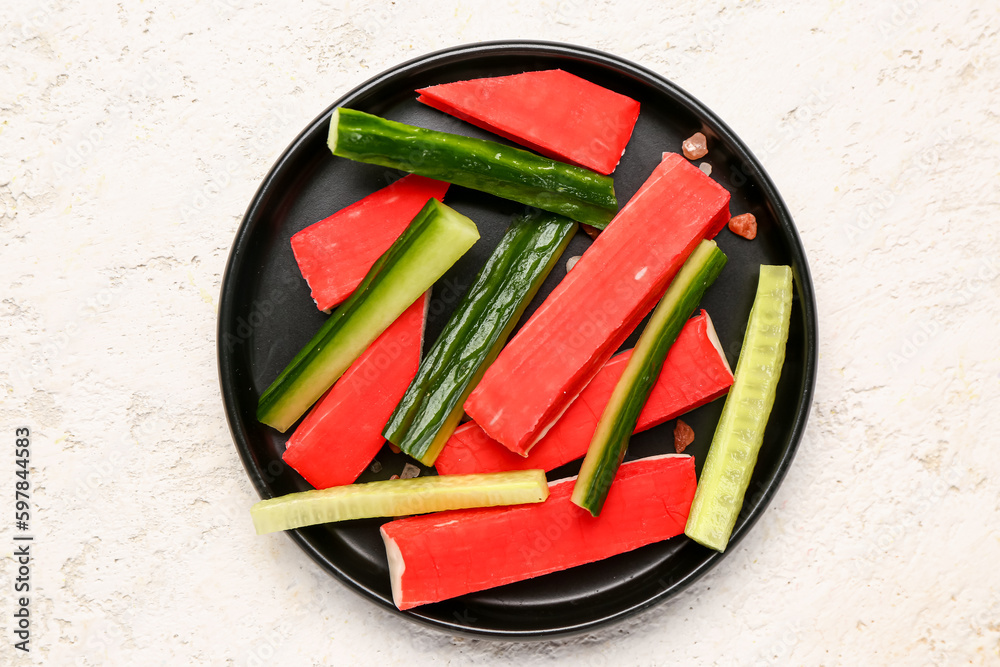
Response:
674,419,695,453
728,213,757,240
682,132,708,160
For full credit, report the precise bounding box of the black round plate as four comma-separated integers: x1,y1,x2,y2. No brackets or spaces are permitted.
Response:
218,41,818,639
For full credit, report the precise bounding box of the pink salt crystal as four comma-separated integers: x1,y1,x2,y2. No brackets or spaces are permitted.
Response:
682,132,708,160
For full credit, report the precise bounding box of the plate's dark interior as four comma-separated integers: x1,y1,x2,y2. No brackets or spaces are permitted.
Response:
219,41,817,639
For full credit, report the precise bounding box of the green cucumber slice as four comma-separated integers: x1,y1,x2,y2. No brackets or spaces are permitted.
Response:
571,240,728,516
328,108,618,228
684,265,793,552
256,199,479,432
250,469,549,534
384,211,578,466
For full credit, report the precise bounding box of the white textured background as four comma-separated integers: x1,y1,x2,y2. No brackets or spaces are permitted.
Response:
2,0,998,664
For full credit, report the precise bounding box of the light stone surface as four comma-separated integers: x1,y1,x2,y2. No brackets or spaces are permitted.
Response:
2,1,999,664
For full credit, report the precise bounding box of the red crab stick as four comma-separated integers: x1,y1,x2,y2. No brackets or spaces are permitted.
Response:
416,69,640,175
291,175,450,312
436,311,732,475
464,154,731,456
282,294,427,488
381,454,697,610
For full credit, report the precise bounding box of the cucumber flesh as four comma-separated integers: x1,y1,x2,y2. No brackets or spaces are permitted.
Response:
684,265,793,552
250,470,550,534
571,240,728,516
384,212,578,466
328,108,618,227
256,199,479,432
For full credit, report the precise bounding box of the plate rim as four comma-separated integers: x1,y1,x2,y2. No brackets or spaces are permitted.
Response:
217,39,819,640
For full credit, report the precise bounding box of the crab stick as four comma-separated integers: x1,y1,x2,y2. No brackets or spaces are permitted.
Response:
381,454,697,610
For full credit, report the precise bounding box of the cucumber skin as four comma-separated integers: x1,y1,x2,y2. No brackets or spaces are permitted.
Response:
684,265,793,552
384,212,578,465
256,199,479,432
329,108,618,228
572,241,728,516
250,469,549,534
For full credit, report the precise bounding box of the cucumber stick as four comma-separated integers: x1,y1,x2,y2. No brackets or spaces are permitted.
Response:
684,265,793,552
384,212,578,466
328,108,618,228
256,199,479,432
571,240,728,516
251,470,549,534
